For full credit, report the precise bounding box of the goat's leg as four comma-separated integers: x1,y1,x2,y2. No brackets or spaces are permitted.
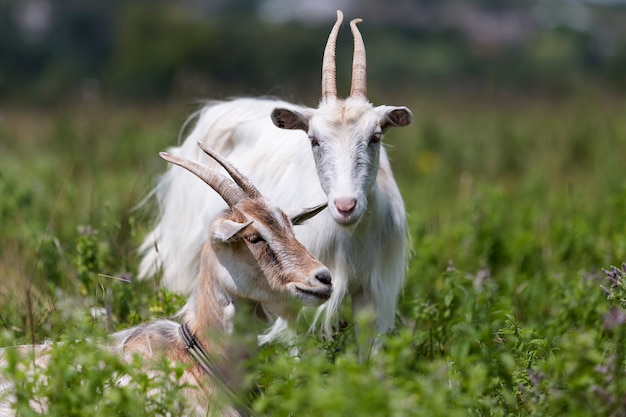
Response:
351,289,381,362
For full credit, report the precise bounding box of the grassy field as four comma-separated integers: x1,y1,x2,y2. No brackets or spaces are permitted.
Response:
0,91,625,416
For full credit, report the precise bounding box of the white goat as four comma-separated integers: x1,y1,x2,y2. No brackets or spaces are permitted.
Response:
0,144,332,417
139,10,413,342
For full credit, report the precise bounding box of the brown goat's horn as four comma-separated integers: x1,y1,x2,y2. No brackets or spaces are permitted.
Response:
321,10,343,102
159,151,247,208
349,18,367,99
196,142,262,200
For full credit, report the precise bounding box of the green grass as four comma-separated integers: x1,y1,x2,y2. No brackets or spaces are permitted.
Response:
0,91,625,416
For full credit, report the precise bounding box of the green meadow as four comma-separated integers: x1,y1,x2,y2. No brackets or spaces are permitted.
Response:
1,90,625,416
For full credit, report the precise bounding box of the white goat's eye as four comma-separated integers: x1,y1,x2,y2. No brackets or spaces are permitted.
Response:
309,136,319,147
246,234,265,244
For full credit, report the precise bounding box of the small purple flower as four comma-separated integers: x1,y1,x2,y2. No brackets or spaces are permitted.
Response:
97,272,133,283
473,269,490,292
603,307,626,331
601,264,626,308
602,266,622,289
528,368,544,387
118,272,132,283
77,224,96,236
594,362,611,376
591,385,614,405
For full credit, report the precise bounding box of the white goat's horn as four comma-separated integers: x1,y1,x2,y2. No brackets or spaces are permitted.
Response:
349,18,367,99
196,142,262,200
321,10,343,102
159,152,247,208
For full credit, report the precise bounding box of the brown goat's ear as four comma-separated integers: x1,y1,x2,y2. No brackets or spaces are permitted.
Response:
212,219,253,243
271,108,311,132
288,202,328,226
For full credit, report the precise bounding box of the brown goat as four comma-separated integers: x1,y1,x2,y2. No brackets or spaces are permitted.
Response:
0,143,332,416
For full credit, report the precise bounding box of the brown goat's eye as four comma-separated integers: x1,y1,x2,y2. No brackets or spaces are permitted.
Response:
369,132,382,145
246,234,265,244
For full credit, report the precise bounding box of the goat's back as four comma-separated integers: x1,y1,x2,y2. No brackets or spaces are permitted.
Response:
139,98,322,293
0,344,52,416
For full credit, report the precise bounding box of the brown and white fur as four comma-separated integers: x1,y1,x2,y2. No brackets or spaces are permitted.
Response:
0,143,332,416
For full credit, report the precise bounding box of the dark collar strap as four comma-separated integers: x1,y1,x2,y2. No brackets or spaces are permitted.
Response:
179,322,216,378
179,322,253,416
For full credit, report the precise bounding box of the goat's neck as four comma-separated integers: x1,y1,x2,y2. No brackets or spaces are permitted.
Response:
181,244,260,379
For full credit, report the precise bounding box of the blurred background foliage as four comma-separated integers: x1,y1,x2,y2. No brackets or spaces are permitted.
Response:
1,0,626,105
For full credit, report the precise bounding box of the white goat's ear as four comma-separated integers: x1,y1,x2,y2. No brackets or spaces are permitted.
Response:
377,106,413,129
287,202,328,225
212,219,253,243
271,108,311,132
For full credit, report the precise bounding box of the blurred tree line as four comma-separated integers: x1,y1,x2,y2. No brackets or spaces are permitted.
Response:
1,0,626,105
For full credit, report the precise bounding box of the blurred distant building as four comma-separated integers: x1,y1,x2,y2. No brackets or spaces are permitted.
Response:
13,0,52,42
251,0,626,51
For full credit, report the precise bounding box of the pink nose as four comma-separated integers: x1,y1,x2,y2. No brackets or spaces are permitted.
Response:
334,198,357,216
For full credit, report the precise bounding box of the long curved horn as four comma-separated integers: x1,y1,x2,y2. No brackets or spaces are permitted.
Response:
349,18,367,99
159,151,247,208
321,10,343,102
196,141,262,200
